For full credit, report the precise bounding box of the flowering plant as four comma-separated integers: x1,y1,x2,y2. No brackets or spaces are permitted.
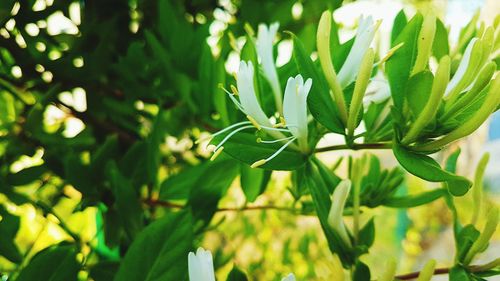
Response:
0,1,499,281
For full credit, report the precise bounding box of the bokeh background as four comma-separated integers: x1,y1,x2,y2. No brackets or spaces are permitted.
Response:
0,0,499,280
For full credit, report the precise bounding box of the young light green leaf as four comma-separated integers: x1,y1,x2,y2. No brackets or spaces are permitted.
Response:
393,144,472,196
383,188,446,208
386,13,423,109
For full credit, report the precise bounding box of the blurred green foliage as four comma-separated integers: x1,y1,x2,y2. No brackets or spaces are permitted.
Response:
0,0,499,281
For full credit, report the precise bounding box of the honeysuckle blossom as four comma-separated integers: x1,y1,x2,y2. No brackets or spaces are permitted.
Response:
257,23,283,113
363,72,391,105
337,15,380,88
188,248,216,281
283,75,312,152
281,273,296,281
327,180,352,247
205,60,312,168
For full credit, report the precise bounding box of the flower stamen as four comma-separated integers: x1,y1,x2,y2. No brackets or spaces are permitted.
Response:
247,115,262,130
250,137,297,168
195,121,251,144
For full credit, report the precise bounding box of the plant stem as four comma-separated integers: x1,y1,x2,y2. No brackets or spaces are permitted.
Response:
314,142,392,153
396,268,450,280
143,199,298,213
395,259,500,280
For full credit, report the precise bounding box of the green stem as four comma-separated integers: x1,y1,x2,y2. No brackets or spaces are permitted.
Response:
314,142,392,153
352,172,361,243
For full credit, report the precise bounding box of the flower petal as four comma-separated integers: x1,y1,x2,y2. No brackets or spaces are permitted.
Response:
337,16,378,88
236,61,271,127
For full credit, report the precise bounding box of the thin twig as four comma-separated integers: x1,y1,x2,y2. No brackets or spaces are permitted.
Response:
314,142,392,153
143,199,297,213
395,267,449,280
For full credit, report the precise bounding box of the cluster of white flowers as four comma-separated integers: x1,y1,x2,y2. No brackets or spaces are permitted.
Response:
206,21,313,168
188,247,295,281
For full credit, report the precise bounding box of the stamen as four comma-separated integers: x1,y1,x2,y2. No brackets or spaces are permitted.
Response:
210,147,224,161
259,125,293,132
247,115,262,130
250,159,267,168
195,121,251,144
257,136,295,144
214,125,254,151
230,85,239,96
251,137,297,168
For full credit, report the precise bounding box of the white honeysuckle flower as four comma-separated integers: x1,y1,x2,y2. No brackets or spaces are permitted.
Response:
188,247,216,281
337,15,380,88
235,61,273,127
327,180,352,247
283,75,312,152
445,38,477,96
281,273,296,281
204,60,312,167
363,73,391,105
257,22,283,113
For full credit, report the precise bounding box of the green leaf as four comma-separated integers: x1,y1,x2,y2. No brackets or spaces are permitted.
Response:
240,164,271,202
188,158,239,222
455,225,480,263
314,157,341,194
290,33,344,134
393,144,472,196
114,212,193,281
305,160,354,267
226,265,248,281
449,265,474,281
383,188,446,208
0,205,22,263
6,165,46,186
91,135,119,178
445,148,461,173
212,132,306,171
89,261,120,281
64,154,98,198
0,0,16,25
391,10,408,46
386,13,423,109
406,70,434,118
433,18,449,60
352,261,371,281
358,218,375,249
146,110,170,185
198,43,216,116
159,162,209,201
106,161,143,240
16,244,79,281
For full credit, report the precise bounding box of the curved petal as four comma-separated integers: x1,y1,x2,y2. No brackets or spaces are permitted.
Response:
283,75,311,151
236,61,271,127
257,23,282,111
337,15,378,88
